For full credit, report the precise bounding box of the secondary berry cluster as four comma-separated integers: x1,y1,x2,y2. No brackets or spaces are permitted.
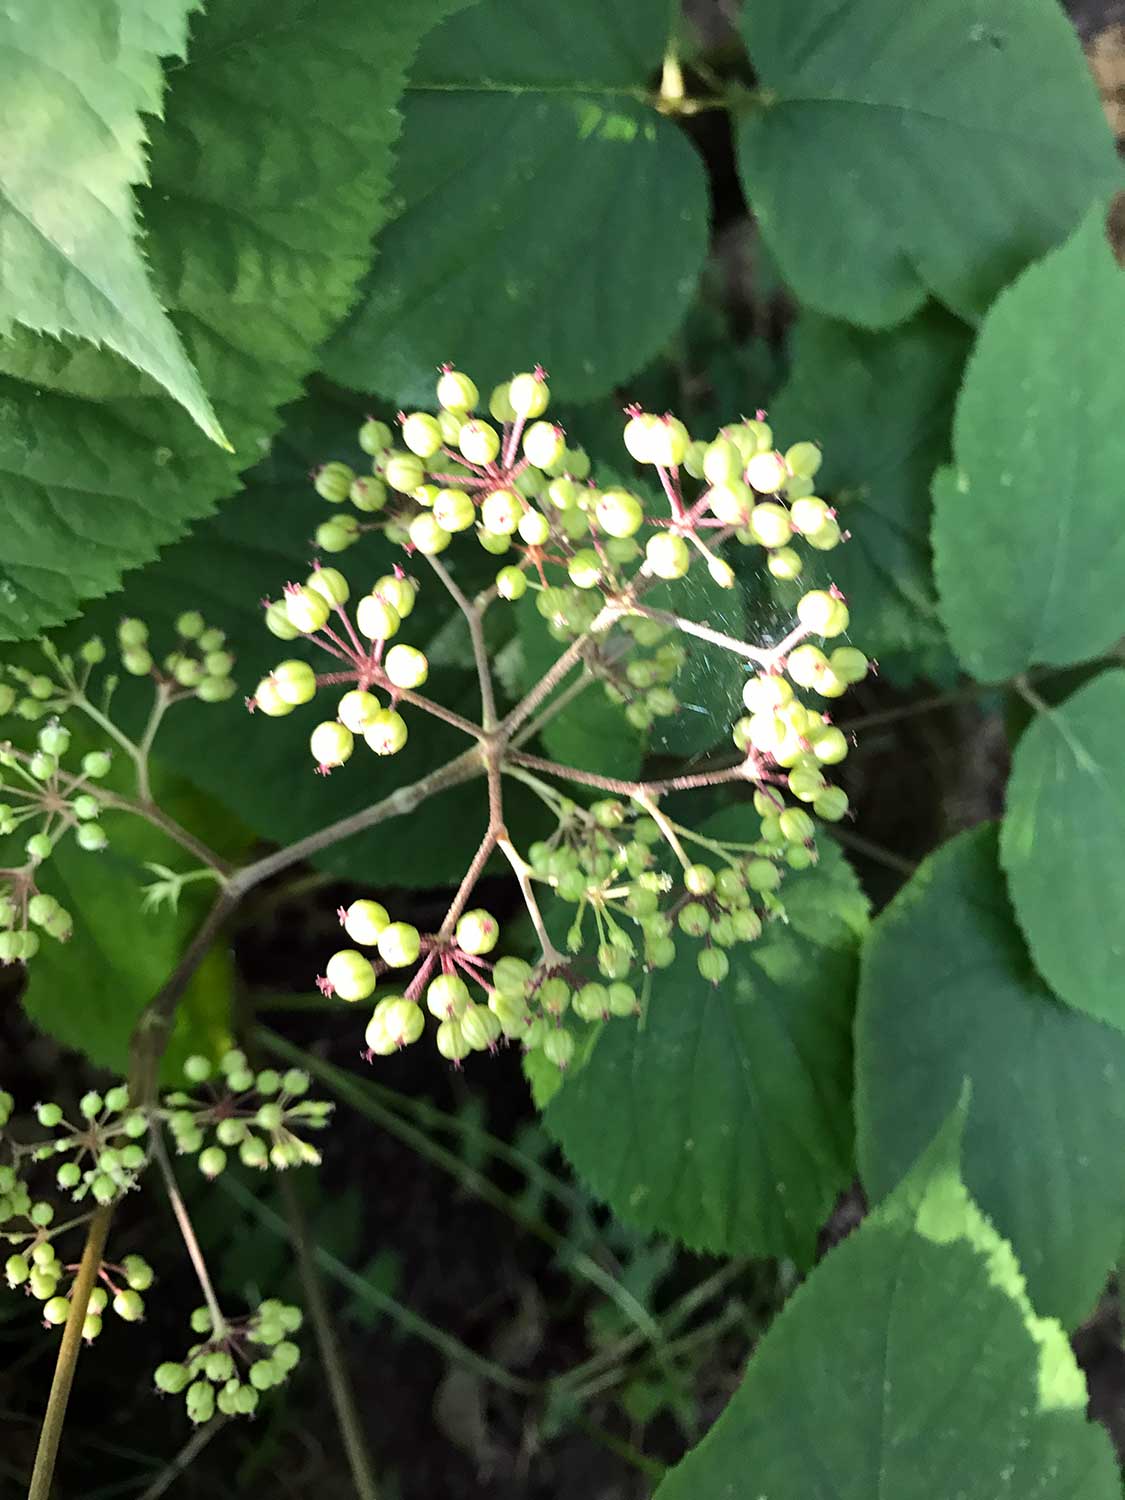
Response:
154,1298,303,1422
164,1050,333,1176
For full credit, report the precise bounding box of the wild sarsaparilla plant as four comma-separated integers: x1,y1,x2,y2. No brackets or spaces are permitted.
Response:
1,363,867,1491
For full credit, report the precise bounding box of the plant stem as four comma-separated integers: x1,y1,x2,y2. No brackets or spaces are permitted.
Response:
151,1128,226,1336
426,555,497,731
98,792,232,878
134,1417,230,1500
627,604,809,666
27,1204,113,1500
497,835,565,964
278,1175,380,1500
505,749,750,799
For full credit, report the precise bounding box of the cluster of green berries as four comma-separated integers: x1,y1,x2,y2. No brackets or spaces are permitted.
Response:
163,1051,332,1176
154,1298,303,1423
257,565,425,773
1,1086,149,1212
321,899,636,1073
5,1234,154,1342
111,613,237,701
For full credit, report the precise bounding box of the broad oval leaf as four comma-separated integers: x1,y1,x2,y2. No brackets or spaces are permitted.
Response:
324,0,709,406
655,1112,1117,1500
1001,670,1125,1029
737,0,1118,326
546,824,868,1263
933,206,1125,679
857,822,1125,1327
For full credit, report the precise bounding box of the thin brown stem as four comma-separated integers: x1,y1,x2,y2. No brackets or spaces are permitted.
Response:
505,749,751,800
438,824,498,939
27,1204,113,1500
151,1128,226,1335
279,1176,380,1500
98,792,232,878
426,555,497,731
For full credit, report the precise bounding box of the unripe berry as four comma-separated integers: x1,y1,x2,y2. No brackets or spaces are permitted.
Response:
29,898,60,932
325,949,377,1001
461,1003,501,1052
542,1029,575,1069
785,473,815,500
408,512,452,555
455,909,498,956
623,411,660,463
598,942,632,979
684,864,715,895
573,982,610,1021
271,660,317,706
370,997,424,1051
155,1362,191,1394
38,723,69,757
350,476,387,512
797,590,849,637
748,502,792,548
649,416,690,467
678,902,711,937
337,690,382,733
117,618,148,649
427,973,470,1019
265,599,300,640
364,709,408,756
5,1253,29,1287
830,646,868,684
813,786,849,821
743,674,793,714
707,481,754,526
314,462,354,503
481,488,522,534
383,644,428,690
377,921,420,968
187,1380,215,1424
368,581,413,627
786,644,830,690
305,567,350,608
489,382,517,423
806,517,842,551
310,721,353,769
790,496,832,535
645,533,690,580
547,476,580,510
56,1161,81,1190
746,451,787,493
767,546,803,581
492,956,532,996
438,409,465,444
27,831,53,861
30,750,57,780
122,647,153,676
401,412,443,458
113,1289,145,1321
240,1136,269,1169
342,899,390,946
433,488,477,533
76,823,107,853
779,808,815,843
285,586,331,635
517,508,551,547
567,550,602,589
356,596,401,641
787,844,816,870
383,451,426,493
595,489,644,538
436,1018,470,1064
557,506,590,540
496,565,527,600
437,369,478,412
788,767,827,803
698,948,729,984
786,441,822,479
809,724,849,764
522,421,564,469
43,1295,71,1326
477,527,512,555
459,418,500,466
509,371,550,418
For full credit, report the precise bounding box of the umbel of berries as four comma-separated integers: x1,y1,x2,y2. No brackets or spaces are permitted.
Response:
257,360,868,1068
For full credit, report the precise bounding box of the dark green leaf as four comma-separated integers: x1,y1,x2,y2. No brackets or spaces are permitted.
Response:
324,0,709,405
736,0,1118,325
857,822,1125,1326
933,206,1125,678
546,821,867,1262
1001,670,1125,1029
764,309,969,671
655,1108,1117,1500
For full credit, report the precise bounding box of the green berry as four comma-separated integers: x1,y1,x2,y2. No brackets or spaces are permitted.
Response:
43,1295,71,1326
76,822,108,853
746,451,787,493
117,618,148,649
684,864,715,896
496,566,527,600
480,488,522,534
400,412,443,458
363,710,408,756
35,1099,63,1126
123,1255,154,1291
113,1289,145,1322
56,1161,81,1190
698,948,729,984
542,1029,575,1069
573,982,609,1022
813,786,849,822
356,596,401,642
768,546,803,581
492,956,532,997
435,1018,470,1064
186,1379,215,1424
155,1361,191,1394
460,1003,501,1052
5,1253,29,1287
458,418,500,466
437,369,478,412
350,475,387,512
595,489,644,539
830,646,868,684
797,590,849,638
72,793,100,820
325,949,377,1001
121,647,153,677
359,418,394,456
342,899,389,946
408,512,452,556
314,462,355,503
509,371,550,418
433,488,477,533
336,689,382,733
522,421,564,470
383,644,428,690
455,909,498,956
377,921,421,968
309,721,354,770
707,481,754,526
645,533,690,580
427,973,470,1019
285,586,331,635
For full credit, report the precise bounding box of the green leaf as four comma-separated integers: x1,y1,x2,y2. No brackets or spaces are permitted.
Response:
1000,670,1125,1029
933,206,1125,679
856,822,1125,1326
0,0,467,642
545,822,868,1262
0,3,230,446
514,595,644,780
22,766,240,1079
736,0,1118,326
654,1107,1118,1500
323,0,709,406
764,309,969,670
